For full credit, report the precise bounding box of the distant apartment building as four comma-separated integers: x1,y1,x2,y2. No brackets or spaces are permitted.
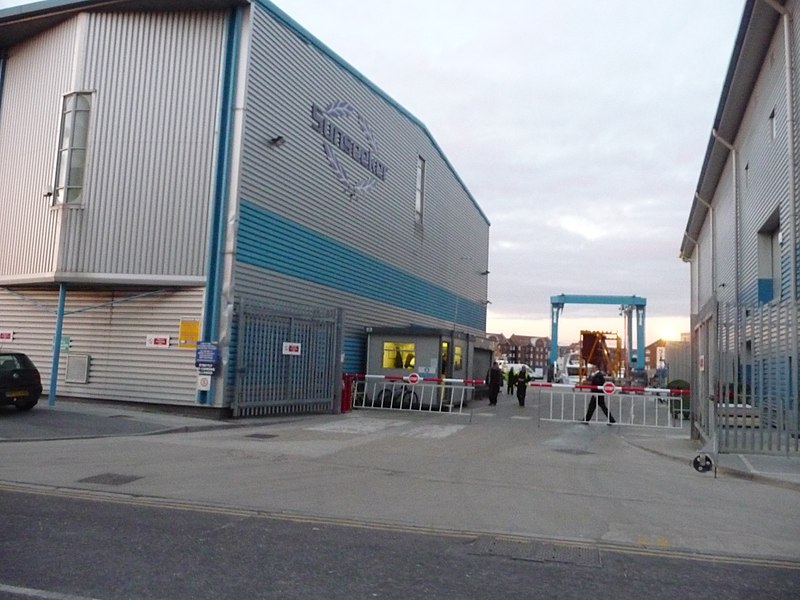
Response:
488,333,550,375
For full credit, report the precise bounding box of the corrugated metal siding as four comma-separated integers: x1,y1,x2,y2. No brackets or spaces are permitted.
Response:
713,161,736,305
794,0,800,305
664,341,691,383
0,286,204,404
691,2,799,453
56,11,227,277
233,5,488,359
696,223,713,305
342,335,365,374
237,202,484,326
0,19,78,279
236,264,471,372
736,24,789,306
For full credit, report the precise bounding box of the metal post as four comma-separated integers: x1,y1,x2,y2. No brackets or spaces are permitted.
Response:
48,284,66,406
636,306,646,371
549,303,560,366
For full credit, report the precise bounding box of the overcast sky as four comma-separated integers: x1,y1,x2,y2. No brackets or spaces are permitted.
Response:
0,0,746,343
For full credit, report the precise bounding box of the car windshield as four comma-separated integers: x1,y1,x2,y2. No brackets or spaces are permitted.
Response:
0,353,35,371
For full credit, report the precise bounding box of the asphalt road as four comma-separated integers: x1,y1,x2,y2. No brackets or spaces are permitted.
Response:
2,488,799,600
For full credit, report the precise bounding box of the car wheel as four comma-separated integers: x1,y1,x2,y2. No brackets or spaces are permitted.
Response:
14,398,38,411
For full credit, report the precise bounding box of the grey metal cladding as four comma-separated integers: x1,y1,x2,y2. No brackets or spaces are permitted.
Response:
698,23,790,309
736,29,789,304
0,286,204,404
713,162,737,305
238,5,489,297
58,11,228,277
0,19,78,279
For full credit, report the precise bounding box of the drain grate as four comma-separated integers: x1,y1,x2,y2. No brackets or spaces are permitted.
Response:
469,536,601,567
78,473,142,486
246,433,278,440
552,449,593,456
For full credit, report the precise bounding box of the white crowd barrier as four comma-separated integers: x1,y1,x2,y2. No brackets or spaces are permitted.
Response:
346,374,483,414
532,382,689,428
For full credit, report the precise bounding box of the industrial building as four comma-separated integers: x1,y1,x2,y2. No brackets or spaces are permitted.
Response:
680,0,799,451
0,0,490,415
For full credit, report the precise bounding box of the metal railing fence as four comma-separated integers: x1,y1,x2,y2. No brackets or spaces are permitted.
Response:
344,374,483,415
533,382,689,429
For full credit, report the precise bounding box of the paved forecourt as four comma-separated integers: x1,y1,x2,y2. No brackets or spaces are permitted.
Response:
1,392,800,565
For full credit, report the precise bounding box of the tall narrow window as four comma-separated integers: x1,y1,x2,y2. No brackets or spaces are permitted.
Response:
757,210,780,303
415,156,426,223
54,92,92,205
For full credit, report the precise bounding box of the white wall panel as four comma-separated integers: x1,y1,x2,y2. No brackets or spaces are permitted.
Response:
696,220,714,307
0,19,78,280
713,159,737,305
0,286,205,405
57,11,228,277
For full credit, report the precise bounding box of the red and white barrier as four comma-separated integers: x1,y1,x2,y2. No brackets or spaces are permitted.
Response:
533,381,690,428
343,373,483,414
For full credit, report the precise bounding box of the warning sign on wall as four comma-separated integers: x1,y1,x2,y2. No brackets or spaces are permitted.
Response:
146,334,171,348
197,374,211,391
179,318,200,349
282,342,301,356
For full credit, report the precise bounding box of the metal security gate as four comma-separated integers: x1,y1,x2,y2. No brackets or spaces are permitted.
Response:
696,301,800,455
232,299,342,417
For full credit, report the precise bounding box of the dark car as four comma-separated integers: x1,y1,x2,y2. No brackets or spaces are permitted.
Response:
0,352,43,411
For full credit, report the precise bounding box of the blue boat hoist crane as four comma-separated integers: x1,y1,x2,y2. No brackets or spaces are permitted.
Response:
549,294,646,373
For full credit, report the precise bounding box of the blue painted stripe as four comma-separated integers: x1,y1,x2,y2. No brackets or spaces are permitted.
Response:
237,201,485,330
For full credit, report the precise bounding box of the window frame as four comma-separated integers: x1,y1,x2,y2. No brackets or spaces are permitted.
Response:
53,91,93,207
382,342,416,370
415,156,426,224
757,210,781,304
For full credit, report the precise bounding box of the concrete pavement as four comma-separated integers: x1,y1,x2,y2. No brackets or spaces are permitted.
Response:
1,392,799,563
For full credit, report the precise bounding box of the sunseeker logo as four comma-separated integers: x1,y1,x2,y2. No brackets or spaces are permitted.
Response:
311,101,388,198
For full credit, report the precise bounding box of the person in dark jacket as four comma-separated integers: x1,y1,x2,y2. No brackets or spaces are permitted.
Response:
506,368,517,395
583,369,616,423
516,366,530,407
486,361,503,406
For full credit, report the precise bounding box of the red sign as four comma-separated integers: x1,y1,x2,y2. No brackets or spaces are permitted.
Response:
146,334,171,348
282,342,301,356
407,372,420,384
602,381,616,395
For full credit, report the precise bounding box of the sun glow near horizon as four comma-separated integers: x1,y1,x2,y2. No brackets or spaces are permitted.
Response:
486,314,689,346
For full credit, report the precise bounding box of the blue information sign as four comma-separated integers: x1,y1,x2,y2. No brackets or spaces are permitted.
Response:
195,342,219,372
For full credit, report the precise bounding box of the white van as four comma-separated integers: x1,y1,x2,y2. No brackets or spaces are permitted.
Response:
555,353,581,385
503,363,532,378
